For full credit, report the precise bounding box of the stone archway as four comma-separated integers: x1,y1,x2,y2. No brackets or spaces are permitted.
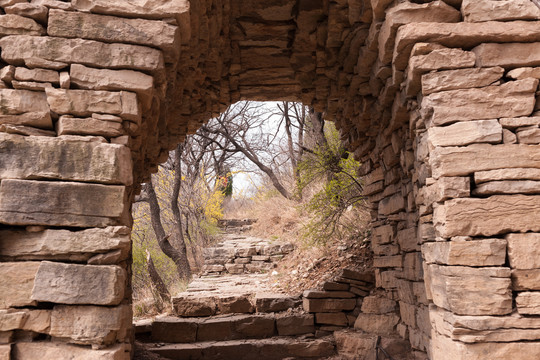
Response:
1,0,540,359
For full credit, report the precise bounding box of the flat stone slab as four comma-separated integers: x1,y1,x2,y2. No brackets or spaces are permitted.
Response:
149,336,336,359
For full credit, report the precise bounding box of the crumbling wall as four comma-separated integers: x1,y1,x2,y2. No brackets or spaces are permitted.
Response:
0,0,540,359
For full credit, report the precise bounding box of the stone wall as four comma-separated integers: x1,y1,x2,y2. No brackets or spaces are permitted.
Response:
0,0,540,359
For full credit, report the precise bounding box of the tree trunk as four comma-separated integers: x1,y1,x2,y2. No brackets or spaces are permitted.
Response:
144,180,191,281
170,144,192,279
146,249,170,304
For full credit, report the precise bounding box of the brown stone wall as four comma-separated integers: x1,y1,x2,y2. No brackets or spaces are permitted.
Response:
0,0,540,358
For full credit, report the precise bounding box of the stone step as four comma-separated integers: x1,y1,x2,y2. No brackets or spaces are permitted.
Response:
148,336,336,360
172,293,302,316
151,312,316,343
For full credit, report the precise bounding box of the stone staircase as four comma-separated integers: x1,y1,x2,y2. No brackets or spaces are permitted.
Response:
135,222,411,359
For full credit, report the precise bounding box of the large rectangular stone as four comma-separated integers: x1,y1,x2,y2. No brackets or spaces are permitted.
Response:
0,35,164,72
473,180,540,196
50,305,131,346
430,144,540,179
394,21,540,71
45,88,140,122
422,239,506,266
421,79,537,126
427,120,502,147
434,195,540,237
48,9,179,56
302,298,356,313
56,115,125,138
512,269,540,290
427,264,512,316
474,42,540,68
421,177,470,206
0,262,40,308
430,306,540,343
71,0,189,21
432,331,540,360
507,233,540,269
0,133,132,185
31,262,126,306
475,168,540,183
0,88,49,115
421,67,504,95
151,317,198,343
13,342,129,360
0,226,130,261
0,180,126,228
462,0,540,22
353,313,400,335
516,292,540,315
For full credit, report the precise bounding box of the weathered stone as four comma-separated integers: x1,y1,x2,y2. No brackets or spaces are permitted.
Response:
173,296,217,317
71,0,189,22
512,269,540,291
396,227,419,252
0,310,26,331
427,120,502,147
432,330,540,360
354,313,400,335
463,0,540,23
421,67,504,95
516,292,540,315
0,14,44,36
31,262,126,306
421,79,537,126
14,67,58,84
70,64,153,104
0,345,8,360
421,177,470,206
475,168,540,183
13,342,129,360
0,35,164,72
422,239,506,266
341,269,375,283
45,88,140,123
255,295,300,313
508,67,540,80
400,301,416,327
427,264,511,315
503,129,518,144
378,193,405,215
217,295,254,314
378,1,460,64
474,43,540,68
151,317,197,343
406,48,476,96
57,116,124,138
303,298,356,313
323,282,349,291
0,180,126,227
373,255,403,268
361,296,397,314
0,88,49,117
315,312,348,326
431,306,540,343
334,330,377,360
394,21,540,71
48,9,179,58
11,80,52,91
0,111,52,129
303,290,354,299
430,144,540,179
50,305,131,346
473,180,540,195
0,226,129,261
517,127,540,144
434,195,540,237
507,233,540,269
276,313,315,336
4,3,48,24
0,262,40,308
0,133,132,185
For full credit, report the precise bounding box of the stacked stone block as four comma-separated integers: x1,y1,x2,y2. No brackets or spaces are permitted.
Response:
1,0,540,358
